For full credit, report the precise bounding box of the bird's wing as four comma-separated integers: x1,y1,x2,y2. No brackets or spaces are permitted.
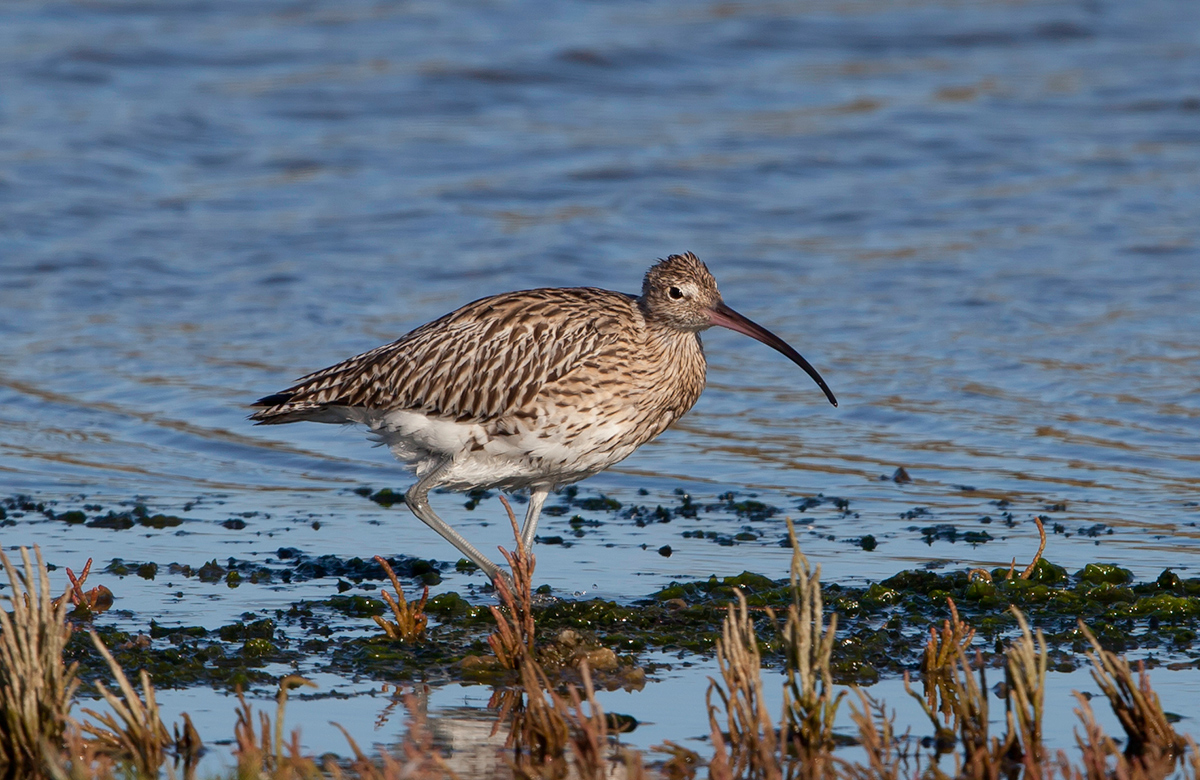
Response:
250,288,638,424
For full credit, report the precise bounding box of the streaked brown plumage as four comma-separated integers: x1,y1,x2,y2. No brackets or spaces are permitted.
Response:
251,252,836,583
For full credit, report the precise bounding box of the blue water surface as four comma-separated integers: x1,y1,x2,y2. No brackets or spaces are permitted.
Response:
1,0,1199,764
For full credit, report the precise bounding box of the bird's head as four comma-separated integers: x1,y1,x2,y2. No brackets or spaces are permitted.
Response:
641,251,722,332
641,251,838,407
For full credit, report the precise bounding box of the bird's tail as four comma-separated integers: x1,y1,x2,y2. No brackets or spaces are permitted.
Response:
248,392,329,424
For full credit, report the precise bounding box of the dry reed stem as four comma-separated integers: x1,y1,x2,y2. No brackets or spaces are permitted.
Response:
328,690,457,780
508,657,618,780
651,741,702,780
706,728,734,780
232,675,321,779
78,630,174,777
907,638,1011,777
1184,736,1200,780
707,589,781,780
914,604,1047,779
952,650,1002,769
1069,691,1122,780
920,597,977,726
45,725,118,780
488,495,537,670
922,598,975,678
839,689,909,780
0,546,80,779
511,655,640,780
277,675,318,768
173,712,203,779
371,556,430,643
1078,621,1185,765
1180,734,1200,777
1018,516,1048,580
1005,607,1048,772
707,523,844,780
63,559,92,604
992,516,1049,583
776,519,844,767
1063,691,1187,780
53,559,113,618
560,662,613,780
232,686,268,775
911,604,1055,780
509,652,570,780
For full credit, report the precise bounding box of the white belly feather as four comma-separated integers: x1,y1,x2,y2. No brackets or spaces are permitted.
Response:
337,405,664,492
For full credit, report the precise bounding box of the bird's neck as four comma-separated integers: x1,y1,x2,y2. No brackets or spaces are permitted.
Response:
640,322,707,414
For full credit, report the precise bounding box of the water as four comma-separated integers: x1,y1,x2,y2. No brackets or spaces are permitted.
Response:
2,0,1199,767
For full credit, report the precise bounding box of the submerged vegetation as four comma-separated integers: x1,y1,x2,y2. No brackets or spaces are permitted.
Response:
42,526,1200,694
2,485,1194,699
4,494,1200,779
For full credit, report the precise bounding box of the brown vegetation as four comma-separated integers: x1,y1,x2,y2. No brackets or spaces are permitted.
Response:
3,506,1200,780
372,556,430,643
0,547,79,779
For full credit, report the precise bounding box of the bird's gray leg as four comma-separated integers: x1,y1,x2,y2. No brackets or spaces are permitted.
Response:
404,464,503,584
519,488,549,555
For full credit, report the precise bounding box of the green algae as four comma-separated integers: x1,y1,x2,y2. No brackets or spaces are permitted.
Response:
52,553,1200,695
138,513,184,529
647,560,1200,678
426,591,482,619
359,487,404,507
65,624,285,691
326,595,387,618
15,492,1200,698
576,495,622,512
1077,563,1134,585
218,618,276,642
240,638,276,659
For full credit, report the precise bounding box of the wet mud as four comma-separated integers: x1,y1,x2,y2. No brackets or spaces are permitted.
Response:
8,490,1198,699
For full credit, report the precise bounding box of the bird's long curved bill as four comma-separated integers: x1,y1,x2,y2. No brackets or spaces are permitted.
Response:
708,301,838,407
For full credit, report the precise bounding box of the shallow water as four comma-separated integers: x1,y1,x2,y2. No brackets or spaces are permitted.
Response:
2,0,1200,766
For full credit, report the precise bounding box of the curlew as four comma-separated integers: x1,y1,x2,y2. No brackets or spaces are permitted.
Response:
250,252,837,584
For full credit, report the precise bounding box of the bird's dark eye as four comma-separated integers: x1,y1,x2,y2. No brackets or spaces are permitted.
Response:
668,286,684,300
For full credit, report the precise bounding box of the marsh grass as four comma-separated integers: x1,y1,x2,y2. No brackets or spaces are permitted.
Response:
1005,608,1047,772
54,559,113,619
1078,620,1186,769
906,619,1013,778
488,496,538,671
0,546,80,779
919,598,977,731
331,691,458,780
232,676,460,780
77,630,177,777
1062,690,1195,780
775,521,844,766
706,519,843,780
372,555,430,643
233,674,320,778
507,654,646,780
905,602,1051,779
706,589,781,780
921,598,976,677
485,498,642,780
6,512,1200,780
967,515,1047,584
839,690,908,780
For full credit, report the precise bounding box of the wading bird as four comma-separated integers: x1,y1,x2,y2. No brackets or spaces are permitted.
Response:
251,253,836,583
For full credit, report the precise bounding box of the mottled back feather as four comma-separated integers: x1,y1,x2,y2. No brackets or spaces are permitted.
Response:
250,287,641,424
